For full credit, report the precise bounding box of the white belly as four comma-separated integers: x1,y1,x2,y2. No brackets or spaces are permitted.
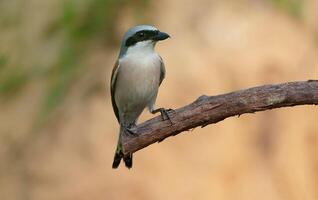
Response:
114,53,161,123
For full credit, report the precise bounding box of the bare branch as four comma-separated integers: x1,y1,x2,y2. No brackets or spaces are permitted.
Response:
122,80,318,155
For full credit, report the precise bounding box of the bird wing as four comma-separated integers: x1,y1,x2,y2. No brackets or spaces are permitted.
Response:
159,56,166,86
111,59,120,123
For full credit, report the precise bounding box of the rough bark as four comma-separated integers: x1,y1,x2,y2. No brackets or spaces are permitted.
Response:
121,80,318,155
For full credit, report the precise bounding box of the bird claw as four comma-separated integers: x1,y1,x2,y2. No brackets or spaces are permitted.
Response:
122,124,138,136
159,108,172,121
151,107,174,124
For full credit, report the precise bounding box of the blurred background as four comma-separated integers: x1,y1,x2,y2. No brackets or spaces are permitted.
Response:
1,0,318,199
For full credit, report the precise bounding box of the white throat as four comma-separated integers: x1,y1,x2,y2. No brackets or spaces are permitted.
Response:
125,40,156,57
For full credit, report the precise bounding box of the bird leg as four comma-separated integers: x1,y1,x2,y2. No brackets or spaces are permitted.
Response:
122,123,138,136
151,108,174,124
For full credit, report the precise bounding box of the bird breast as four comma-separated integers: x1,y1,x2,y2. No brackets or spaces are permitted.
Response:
115,53,161,114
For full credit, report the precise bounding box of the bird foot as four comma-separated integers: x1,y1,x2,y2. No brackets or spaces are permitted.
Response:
151,108,174,124
122,124,138,136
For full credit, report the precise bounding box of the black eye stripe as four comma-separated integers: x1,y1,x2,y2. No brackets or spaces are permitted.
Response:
125,37,137,47
125,30,159,47
135,30,158,37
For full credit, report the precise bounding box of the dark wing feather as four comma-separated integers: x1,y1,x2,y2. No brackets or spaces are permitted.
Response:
159,56,166,86
110,60,120,123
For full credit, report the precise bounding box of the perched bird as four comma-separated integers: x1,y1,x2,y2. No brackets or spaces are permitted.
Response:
110,25,171,169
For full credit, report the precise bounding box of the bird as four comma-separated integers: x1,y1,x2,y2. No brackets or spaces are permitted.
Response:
110,25,171,169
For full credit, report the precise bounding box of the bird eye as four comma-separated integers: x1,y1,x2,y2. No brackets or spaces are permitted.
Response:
138,32,145,37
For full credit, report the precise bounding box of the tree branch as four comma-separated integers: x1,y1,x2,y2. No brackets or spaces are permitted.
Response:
122,80,318,155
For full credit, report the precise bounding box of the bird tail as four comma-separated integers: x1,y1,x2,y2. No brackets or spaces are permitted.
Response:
112,127,133,169
112,145,133,169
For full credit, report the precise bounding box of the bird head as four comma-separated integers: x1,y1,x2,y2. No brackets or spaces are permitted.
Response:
119,25,170,57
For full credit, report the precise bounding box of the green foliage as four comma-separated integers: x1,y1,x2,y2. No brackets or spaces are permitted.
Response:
1,0,150,98
38,0,150,125
272,0,303,18
0,56,29,98
41,0,113,117
0,70,29,98
0,55,7,73
67,0,118,42
42,44,79,116
0,0,151,127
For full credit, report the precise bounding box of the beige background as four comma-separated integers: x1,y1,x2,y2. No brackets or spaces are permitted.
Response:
1,0,318,200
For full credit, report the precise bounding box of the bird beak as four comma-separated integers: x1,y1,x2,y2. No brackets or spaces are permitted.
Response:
153,31,170,41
